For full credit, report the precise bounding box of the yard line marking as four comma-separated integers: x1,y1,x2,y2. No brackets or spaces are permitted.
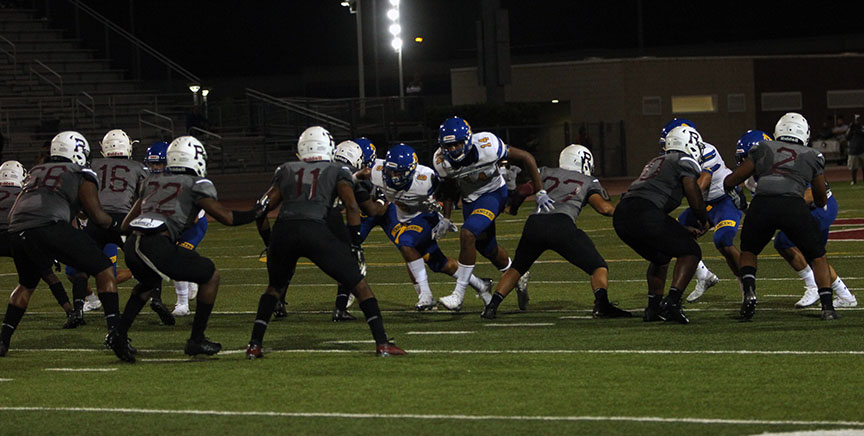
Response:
405,331,475,335
13,348,864,356
322,340,376,344
483,323,555,327
0,379,12,382
44,368,117,372
559,316,594,320
764,294,800,297
1,406,863,427
138,358,191,362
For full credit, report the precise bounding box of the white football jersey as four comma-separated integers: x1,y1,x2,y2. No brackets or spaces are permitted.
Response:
371,159,438,223
701,142,733,202
433,131,507,202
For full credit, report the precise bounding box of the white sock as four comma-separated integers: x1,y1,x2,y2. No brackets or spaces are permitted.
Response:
174,281,189,307
695,261,711,281
453,262,474,298
797,266,817,289
467,275,486,292
832,276,854,299
84,293,99,303
407,258,432,298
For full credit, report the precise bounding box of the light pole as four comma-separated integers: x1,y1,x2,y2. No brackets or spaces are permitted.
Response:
201,88,211,119
342,0,366,116
387,0,404,110
188,83,200,106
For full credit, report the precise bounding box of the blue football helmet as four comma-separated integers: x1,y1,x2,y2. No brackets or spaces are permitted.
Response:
438,116,472,163
384,143,418,190
735,130,773,165
353,137,377,169
145,141,169,173
659,118,697,149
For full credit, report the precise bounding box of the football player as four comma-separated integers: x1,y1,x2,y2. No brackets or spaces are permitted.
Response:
0,160,77,327
433,116,550,311
655,120,746,302
734,129,856,312
1,132,122,357
111,136,265,363
368,143,493,311
613,125,709,324
724,113,837,321
246,126,405,358
481,145,631,319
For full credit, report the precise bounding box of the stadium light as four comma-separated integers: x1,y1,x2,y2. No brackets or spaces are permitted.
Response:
201,88,211,118
188,83,200,106
387,1,404,110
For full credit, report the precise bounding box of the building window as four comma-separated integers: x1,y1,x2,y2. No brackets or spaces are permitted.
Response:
761,92,802,111
727,94,746,113
642,96,661,115
672,95,717,113
827,90,864,109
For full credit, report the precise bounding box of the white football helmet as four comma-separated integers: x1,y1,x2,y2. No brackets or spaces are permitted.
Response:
334,140,364,169
50,131,90,166
100,129,134,157
296,126,334,162
664,125,704,161
0,160,27,187
774,112,810,146
166,136,208,177
558,144,594,175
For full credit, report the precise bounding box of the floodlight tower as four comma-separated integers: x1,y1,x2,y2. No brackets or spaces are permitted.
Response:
387,0,404,110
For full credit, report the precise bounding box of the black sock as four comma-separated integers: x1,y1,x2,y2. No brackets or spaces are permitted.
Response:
818,287,834,310
48,281,70,310
98,292,121,330
740,266,757,294
72,276,88,311
648,294,661,308
335,285,350,311
190,302,214,342
119,294,147,334
359,297,388,345
668,287,683,304
150,283,163,303
251,293,278,344
593,288,609,305
489,292,505,310
1,304,26,344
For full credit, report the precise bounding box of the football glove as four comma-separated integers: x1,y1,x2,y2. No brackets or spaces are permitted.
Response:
254,194,270,219
727,186,748,211
422,197,443,213
351,244,367,277
432,216,457,240
535,189,555,213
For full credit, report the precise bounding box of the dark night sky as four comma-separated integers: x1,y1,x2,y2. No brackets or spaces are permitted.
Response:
81,1,864,78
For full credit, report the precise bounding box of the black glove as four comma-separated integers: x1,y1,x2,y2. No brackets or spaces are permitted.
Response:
351,243,367,277
255,194,270,219
727,186,748,211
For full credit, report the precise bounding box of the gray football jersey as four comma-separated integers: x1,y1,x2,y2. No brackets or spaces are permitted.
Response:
622,151,702,213
130,173,218,242
8,162,99,232
0,185,21,231
536,167,606,222
750,140,824,198
274,161,353,222
91,157,147,214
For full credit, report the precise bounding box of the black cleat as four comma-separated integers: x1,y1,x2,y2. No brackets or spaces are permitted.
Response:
0,340,8,357
62,309,86,329
332,308,356,322
150,300,176,326
480,303,498,320
821,309,840,320
740,289,758,321
643,306,664,322
246,342,263,360
273,301,288,319
376,341,407,357
659,298,690,324
184,337,222,356
593,302,633,319
515,272,530,310
105,328,136,363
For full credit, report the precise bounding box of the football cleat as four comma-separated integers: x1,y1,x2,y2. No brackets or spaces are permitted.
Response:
643,305,664,322
184,337,222,356
332,308,356,322
415,295,436,311
516,272,530,310
592,302,633,319
375,342,407,357
686,273,719,302
62,309,86,329
0,340,8,357
821,309,840,321
794,287,819,309
480,303,498,320
172,304,190,317
476,278,493,306
659,298,690,324
82,294,102,312
833,294,858,308
188,282,199,301
740,289,758,321
150,300,176,326
346,293,356,308
246,342,263,360
105,328,136,363
273,301,288,319
437,293,463,311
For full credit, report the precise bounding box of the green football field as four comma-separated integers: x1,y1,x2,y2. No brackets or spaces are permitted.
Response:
1,183,863,435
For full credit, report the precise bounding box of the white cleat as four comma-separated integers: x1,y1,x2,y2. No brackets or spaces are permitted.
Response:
834,294,858,308
415,294,436,311
346,293,356,308
188,282,199,300
686,273,719,303
794,287,820,309
475,278,493,306
82,295,102,312
516,271,531,310
172,304,191,317
438,293,463,311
